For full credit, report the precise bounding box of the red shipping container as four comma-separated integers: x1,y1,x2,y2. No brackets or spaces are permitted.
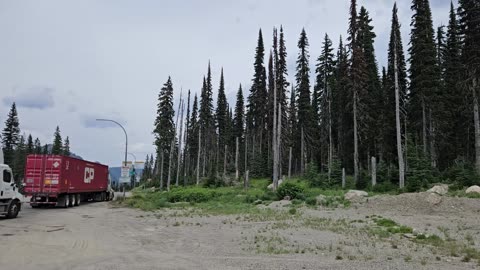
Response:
23,154,113,207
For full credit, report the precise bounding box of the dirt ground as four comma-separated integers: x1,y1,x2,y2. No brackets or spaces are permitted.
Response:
1,192,480,270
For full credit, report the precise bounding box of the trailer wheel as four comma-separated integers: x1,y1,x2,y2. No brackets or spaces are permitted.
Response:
6,200,20,219
64,194,70,208
69,194,75,207
76,194,81,206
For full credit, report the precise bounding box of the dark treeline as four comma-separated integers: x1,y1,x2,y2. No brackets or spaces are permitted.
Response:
148,1,479,191
1,102,71,183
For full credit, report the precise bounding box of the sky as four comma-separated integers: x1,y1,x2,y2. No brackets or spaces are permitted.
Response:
0,0,451,166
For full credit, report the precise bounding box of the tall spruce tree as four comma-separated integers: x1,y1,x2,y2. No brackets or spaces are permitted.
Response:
385,3,408,168
439,2,463,167
348,0,368,184
334,37,353,171
234,84,245,173
154,77,175,183
315,33,336,171
358,6,381,160
247,29,268,176
188,94,199,167
295,28,312,174
199,63,215,175
2,103,20,166
409,0,440,162
51,126,63,155
216,68,228,155
458,0,480,173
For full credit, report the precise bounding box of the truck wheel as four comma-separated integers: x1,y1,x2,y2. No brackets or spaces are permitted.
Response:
76,194,81,206
69,194,75,207
64,195,70,208
6,201,20,219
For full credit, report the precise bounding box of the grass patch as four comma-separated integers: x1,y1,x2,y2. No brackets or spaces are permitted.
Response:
374,218,398,227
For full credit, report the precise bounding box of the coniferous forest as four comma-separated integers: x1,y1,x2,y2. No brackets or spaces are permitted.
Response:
142,0,480,192
3,0,480,193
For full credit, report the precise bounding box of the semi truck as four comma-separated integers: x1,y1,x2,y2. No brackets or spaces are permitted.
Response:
23,154,114,208
0,150,23,218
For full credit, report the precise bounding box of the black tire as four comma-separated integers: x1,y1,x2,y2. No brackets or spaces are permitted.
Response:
6,201,20,219
76,194,81,206
69,194,75,207
64,194,70,208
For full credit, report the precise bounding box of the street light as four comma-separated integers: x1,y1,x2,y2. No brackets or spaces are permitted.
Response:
95,119,128,166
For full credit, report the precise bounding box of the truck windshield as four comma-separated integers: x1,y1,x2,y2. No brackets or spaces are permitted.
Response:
3,170,11,183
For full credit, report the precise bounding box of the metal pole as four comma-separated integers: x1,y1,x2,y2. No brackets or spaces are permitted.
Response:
96,118,128,197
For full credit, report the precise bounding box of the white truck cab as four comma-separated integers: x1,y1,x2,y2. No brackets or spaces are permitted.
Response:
0,150,23,218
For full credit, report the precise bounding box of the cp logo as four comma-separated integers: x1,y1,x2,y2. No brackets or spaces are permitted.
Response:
84,167,95,183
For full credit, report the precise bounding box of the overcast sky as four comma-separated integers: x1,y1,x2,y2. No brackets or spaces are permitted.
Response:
0,0,451,166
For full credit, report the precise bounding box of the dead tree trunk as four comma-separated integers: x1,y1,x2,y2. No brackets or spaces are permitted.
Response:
327,82,333,182
288,146,292,178
244,132,248,189
394,38,405,188
371,156,376,187
272,71,278,190
422,98,427,155
223,144,227,180
235,137,239,181
202,148,206,177
473,78,480,175
301,126,305,175
342,167,346,189
176,101,185,186
429,108,437,168
196,130,201,185
166,141,175,191
274,104,282,190
353,90,359,184
159,151,164,189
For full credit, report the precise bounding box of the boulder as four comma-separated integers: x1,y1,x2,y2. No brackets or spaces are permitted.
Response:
425,193,442,206
267,179,283,190
466,185,480,194
344,190,368,202
426,184,449,195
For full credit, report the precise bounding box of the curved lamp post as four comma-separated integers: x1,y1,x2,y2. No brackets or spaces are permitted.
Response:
95,119,128,166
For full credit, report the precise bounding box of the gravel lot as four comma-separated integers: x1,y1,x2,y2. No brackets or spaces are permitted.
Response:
1,192,479,270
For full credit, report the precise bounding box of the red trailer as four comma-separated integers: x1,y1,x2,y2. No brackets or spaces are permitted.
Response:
23,154,114,207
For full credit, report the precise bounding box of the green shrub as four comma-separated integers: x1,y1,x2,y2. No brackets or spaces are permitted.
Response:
371,181,397,193
276,182,305,200
443,159,480,189
260,190,277,201
355,170,369,190
203,174,226,188
375,218,398,227
305,196,317,206
288,208,297,215
167,187,216,203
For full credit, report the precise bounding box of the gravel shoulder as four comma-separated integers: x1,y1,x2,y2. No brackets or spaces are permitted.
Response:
0,193,479,270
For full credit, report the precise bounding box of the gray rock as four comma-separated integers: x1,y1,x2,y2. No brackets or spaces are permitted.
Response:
344,190,368,202
427,184,449,195
466,185,480,194
425,193,442,205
